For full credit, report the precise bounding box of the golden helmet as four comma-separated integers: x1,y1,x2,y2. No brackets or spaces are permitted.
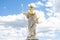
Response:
29,5,35,15
29,5,34,8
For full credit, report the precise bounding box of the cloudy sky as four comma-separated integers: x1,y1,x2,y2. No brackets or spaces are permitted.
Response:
0,0,60,40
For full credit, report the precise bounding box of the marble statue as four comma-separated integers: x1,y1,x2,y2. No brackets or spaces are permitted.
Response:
23,5,39,40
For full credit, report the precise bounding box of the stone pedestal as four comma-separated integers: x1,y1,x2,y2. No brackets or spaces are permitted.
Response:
27,38,38,40
26,36,38,40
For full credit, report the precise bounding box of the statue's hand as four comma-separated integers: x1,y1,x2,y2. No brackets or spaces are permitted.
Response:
23,13,29,19
23,12,26,15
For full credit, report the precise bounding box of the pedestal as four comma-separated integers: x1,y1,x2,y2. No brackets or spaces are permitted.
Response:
26,36,38,40
27,39,38,40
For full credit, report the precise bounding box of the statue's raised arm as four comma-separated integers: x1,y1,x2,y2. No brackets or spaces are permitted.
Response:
23,12,29,19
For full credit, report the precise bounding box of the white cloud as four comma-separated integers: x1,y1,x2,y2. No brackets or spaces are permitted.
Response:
47,39,52,40
0,13,25,22
45,0,54,17
45,1,53,7
0,12,28,40
28,1,44,8
54,12,60,18
46,8,53,13
48,0,60,13
0,10,60,40
47,12,53,16
0,25,27,40
46,8,54,16
0,1,60,40
36,1,44,6
47,0,60,31
28,3,37,7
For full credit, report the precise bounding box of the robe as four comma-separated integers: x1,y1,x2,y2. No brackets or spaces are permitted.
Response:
23,12,38,39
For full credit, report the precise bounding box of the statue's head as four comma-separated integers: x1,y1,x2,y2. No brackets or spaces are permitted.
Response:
29,5,34,10
29,5,35,15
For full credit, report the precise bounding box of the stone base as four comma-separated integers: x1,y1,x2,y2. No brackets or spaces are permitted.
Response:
26,35,38,40
27,39,38,40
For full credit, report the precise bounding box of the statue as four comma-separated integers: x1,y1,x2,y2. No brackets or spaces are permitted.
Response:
23,5,39,40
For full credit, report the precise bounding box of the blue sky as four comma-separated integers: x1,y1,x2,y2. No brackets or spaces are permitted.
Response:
0,0,48,16
0,0,60,40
